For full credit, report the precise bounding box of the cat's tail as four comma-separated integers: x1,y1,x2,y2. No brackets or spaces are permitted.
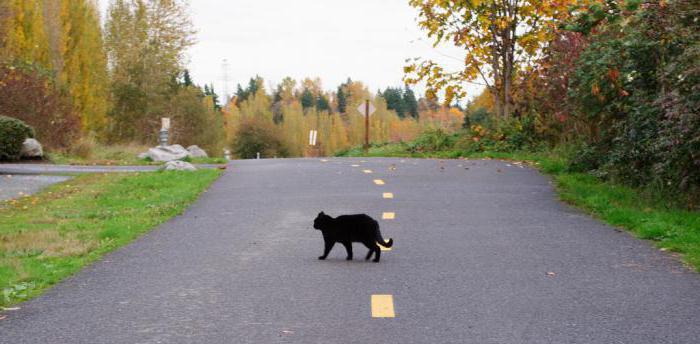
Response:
374,220,393,248
379,237,393,248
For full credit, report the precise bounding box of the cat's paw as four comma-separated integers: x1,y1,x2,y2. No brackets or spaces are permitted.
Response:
346,257,353,261
372,259,380,263
318,256,326,260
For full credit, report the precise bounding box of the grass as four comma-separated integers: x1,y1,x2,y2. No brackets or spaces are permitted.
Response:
47,142,228,166
0,169,222,306
339,143,700,271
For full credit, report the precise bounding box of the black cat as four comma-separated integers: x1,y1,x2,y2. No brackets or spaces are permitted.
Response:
313,211,393,262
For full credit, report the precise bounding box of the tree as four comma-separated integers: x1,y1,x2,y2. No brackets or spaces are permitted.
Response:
300,88,315,110
104,0,196,142
405,0,571,119
3,0,51,67
182,69,193,86
382,87,405,118
316,94,330,112
59,0,110,135
403,86,419,119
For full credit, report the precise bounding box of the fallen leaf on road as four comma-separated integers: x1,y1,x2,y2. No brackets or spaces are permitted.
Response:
0,315,6,320
497,169,502,173
546,272,556,277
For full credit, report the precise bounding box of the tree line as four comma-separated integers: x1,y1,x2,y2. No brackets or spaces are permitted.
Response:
225,76,464,158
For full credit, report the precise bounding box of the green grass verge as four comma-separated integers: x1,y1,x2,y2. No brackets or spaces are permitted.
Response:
339,144,700,271
0,170,222,306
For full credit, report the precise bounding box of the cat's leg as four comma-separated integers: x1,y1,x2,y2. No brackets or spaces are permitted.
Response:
365,249,374,261
363,241,375,260
342,242,353,260
319,240,335,260
372,244,381,262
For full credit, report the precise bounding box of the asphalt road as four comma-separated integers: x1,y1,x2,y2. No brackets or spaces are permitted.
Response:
1,158,699,343
0,163,222,175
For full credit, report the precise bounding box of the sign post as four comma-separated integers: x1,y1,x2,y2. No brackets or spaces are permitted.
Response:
357,101,375,153
159,117,171,147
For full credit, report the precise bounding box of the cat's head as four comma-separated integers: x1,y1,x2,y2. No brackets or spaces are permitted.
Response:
313,211,331,230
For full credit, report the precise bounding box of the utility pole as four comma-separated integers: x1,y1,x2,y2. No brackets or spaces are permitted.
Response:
364,100,370,153
357,100,375,153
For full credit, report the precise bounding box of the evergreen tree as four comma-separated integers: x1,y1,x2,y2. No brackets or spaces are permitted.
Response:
182,69,193,87
336,86,347,113
403,86,419,119
383,87,405,118
301,88,314,109
316,94,330,112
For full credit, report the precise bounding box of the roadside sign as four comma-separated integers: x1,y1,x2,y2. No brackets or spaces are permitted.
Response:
161,117,171,130
309,130,318,146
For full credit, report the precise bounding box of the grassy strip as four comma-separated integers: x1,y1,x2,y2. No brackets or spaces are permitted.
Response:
340,144,700,271
0,170,221,306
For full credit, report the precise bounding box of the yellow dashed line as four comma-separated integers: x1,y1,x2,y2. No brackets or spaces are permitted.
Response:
383,192,394,199
351,164,359,167
371,295,395,318
363,169,373,174
382,212,395,220
373,179,385,185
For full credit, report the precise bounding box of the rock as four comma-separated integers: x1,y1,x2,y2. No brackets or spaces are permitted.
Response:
187,145,208,158
162,160,197,171
20,138,43,158
138,144,189,162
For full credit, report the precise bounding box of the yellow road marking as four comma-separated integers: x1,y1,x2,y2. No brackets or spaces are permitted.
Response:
382,212,395,220
373,179,385,185
363,169,373,174
371,295,395,318
351,164,359,167
320,159,328,162
383,192,394,199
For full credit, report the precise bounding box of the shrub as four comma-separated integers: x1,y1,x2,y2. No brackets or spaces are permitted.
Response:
232,117,289,159
407,128,456,153
0,115,35,160
69,136,97,159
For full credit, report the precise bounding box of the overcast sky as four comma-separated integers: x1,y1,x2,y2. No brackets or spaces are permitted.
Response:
98,0,482,101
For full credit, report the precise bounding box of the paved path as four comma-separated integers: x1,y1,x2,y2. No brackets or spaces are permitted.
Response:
1,158,699,343
0,163,222,175
0,174,72,201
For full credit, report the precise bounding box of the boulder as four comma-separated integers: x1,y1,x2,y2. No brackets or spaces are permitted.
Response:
162,160,197,171
138,144,189,162
20,138,43,158
187,145,208,158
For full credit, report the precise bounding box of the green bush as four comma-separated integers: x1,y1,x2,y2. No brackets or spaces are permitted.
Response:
232,117,289,159
407,129,456,153
0,115,34,160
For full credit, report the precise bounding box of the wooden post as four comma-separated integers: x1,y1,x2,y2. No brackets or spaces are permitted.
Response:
364,100,369,153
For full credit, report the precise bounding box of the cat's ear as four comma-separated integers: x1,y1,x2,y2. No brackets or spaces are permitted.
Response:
319,211,325,215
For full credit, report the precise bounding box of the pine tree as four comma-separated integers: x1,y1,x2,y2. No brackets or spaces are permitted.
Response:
382,87,405,118
316,94,330,112
403,86,419,119
336,86,347,113
301,88,314,110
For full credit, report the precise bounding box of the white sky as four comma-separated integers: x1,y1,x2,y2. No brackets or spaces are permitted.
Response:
98,0,483,101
